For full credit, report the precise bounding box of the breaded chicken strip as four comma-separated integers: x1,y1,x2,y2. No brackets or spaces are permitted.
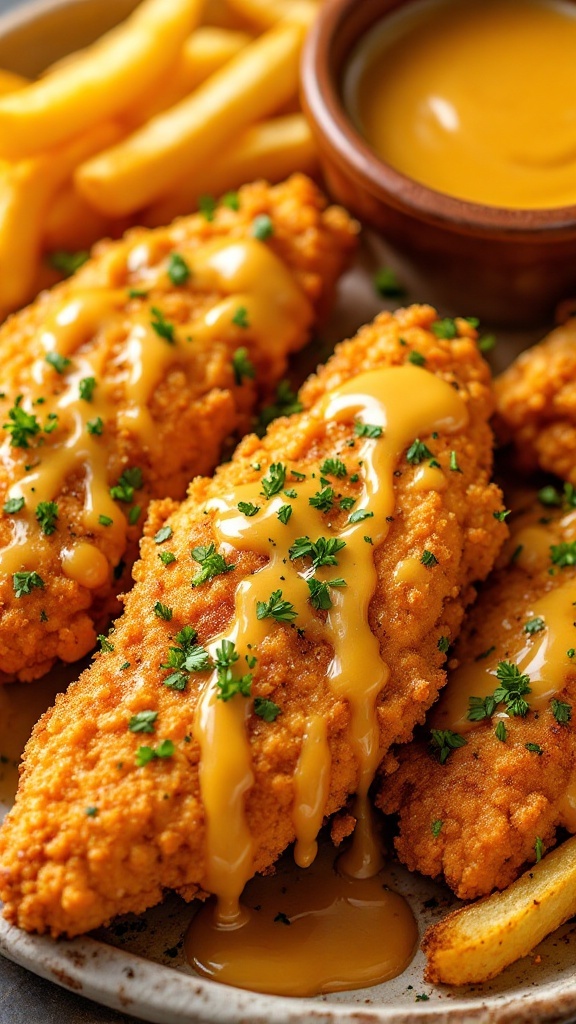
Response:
379,499,576,900
0,305,505,937
495,317,576,484
0,174,356,683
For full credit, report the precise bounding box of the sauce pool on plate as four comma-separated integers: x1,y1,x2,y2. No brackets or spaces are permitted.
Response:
344,0,576,209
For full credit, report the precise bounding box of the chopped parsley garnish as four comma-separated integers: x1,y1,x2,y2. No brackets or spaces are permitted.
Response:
374,266,406,298
568,648,575,658
438,636,450,654
261,462,286,498
3,496,24,514
254,697,281,722
44,413,58,434
291,470,306,481
191,543,235,586
309,485,335,513
3,396,40,448
35,500,58,535
495,720,507,742
284,488,298,499
535,836,544,863
550,541,576,567
238,500,260,517
478,334,496,353
97,634,115,653
45,351,71,374
421,549,438,567
494,661,531,717
232,306,250,329
158,551,176,565
135,739,174,767
524,616,545,634
151,306,175,343
232,347,256,385
86,417,103,436
493,509,511,522
552,698,572,724
431,819,443,838
154,601,173,621
128,710,158,734
430,729,467,764
307,577,346,610
161,626,211,689
449,451,462,473
289,535,346,569
79,376,96,402
167,252,191,286
468,695,497,721
128,287,148,299
256,380,303,434
256,589,297,623
339,496,356,511
251,214,274,240
13,571,44,598
154,525,173,544
525,742,543,755
354,421,383,439
49,250,89,277
432,318,458,339
320,458,347,478
349,508,373,525
406,439,433,465
85,806,98,817
222,191,239,210
408,350,426,366
99,514,113,527
277,503,292,525
214,639,252,701
110,468,142,504
198,194,216,221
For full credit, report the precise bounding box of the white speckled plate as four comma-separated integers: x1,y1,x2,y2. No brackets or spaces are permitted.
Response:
0,1,570,1021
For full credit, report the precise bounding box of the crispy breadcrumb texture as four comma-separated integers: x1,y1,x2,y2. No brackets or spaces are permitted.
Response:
495,317,576,484
0,174,357,683
0,305,505,937
379,501,576,900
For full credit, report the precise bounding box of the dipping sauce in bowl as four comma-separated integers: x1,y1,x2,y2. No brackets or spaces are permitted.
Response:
343,0,576,210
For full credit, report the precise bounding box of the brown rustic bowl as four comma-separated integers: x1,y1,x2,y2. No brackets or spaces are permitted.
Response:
301,0,576,327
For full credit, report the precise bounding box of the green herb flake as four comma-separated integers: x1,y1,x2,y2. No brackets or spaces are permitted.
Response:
354,421,383,439
128,710,158,734
254,697,281,722
493,509,511,522
4,496,24,514
85,806,99,818
198,194,216,221
154,601,173,621
151,306,175,343
550,541,576,568
374,267,406,298
538,485,562,507
49,250,89,277
406,439,433,465
495,720,508,742
261,462,286,499
479,334,497,353
432,318,458,339
307,577,346,610
97,634,115,653
438,636,450,654
154,525,173,544
251,214,274,240
13,571,44,598
214,639,252,701
167,252,191,286
431,819,443,837
256,589,297,623
309,485,334,513
45,351,71,374
222,191,239,210
524,616,545,635
110,466,143,504
430,729,467,764
408,350,426,366
128,505,141,526
232,306,250,329
191,542,235,586
289,535,346,569
99,514,113,527
348,508,373,525
449,450,462,473
421,549,438,567
535,836,545,863
35,500,58,536
320,458,347,478
158,551,176,565
3,396,40,448
136,739,174,767
232,346,255,385
238,500,260,517
552,699,572,724
277,503,292,525
86,417,104,436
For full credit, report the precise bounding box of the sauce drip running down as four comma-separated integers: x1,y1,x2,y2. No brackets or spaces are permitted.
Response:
0,238,311,586
344,0,576,209
192,363,468,938
186,843,418,997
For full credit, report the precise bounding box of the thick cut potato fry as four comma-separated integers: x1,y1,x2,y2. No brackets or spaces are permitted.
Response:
0,69,28,96
144,114,318,225
76,21,306,216
0,122,123,318
43,185,127,253
423,835,576,985
125,27,252,129
0,0,202,159
227,0,317,29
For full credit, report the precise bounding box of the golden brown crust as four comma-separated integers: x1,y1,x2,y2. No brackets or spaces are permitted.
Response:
379,501,576,900
0,174,357,682
0,305,505,936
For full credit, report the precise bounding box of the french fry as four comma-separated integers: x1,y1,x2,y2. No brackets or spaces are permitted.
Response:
226,0,317,29
43,186,125,253
423,835,576,985
144,114,318,226
75,21,306,217
0,122,123,318
125,27,252,129
0,0,203,160
0,69,28,97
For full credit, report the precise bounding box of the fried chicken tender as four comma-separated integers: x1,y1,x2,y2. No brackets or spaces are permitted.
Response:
495,317,576,484
0,305,505,937
379,500,576,900
0,174,356,683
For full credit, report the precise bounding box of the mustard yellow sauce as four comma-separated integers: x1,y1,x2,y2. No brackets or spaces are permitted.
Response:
345,0,576,209
186,362,468,992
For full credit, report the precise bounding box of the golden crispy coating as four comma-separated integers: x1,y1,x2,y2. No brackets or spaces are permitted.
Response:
0,174,356,683
495,317,576,484
0,305,505,937
379,501,576,900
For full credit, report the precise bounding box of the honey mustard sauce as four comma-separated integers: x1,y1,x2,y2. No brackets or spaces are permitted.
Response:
0,238,311,590
435,514,576,735
189,363,468,993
